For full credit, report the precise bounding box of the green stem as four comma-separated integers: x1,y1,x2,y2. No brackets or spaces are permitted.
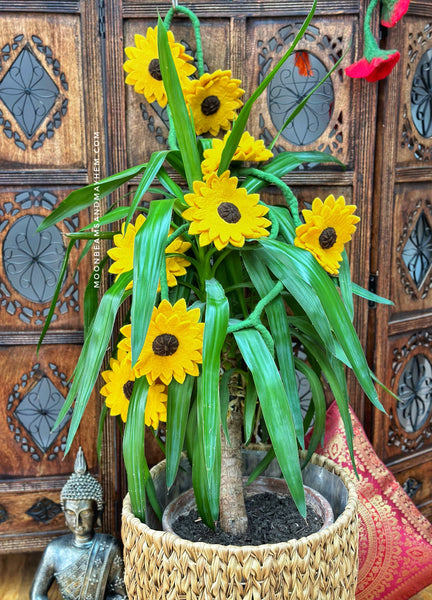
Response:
164,5,205,77
238,168,301,227
227,280,284,355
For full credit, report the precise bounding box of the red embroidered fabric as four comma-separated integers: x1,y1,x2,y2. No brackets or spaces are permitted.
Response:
310,401,432,599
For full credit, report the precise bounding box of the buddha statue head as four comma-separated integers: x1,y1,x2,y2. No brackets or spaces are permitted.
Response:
60,447,104,543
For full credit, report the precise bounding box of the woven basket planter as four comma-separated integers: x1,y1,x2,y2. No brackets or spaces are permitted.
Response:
121,452,358,600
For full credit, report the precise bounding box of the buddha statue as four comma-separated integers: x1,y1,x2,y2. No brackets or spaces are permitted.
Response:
30,448,127,600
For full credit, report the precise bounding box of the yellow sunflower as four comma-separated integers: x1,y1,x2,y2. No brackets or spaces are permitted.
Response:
183,70,244,136
201,131,273,180
123,27,196,108
294,195,360,275
118,299,204,386
100,352,167,428
108,214,191,290
182,171,271,250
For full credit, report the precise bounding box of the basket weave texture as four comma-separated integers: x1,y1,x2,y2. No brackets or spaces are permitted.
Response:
121,453,358,600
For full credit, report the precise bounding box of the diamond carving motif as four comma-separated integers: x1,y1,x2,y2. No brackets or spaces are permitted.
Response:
401,211,432,289
26,497,62,523
0,44,59,139
14,375,71,454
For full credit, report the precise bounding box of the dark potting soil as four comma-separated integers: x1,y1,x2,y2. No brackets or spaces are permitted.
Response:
172,492,324,546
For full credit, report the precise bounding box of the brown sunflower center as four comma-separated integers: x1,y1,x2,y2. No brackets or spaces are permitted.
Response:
217,202,241,224
123,380,135,400
319,227,337,249
152,333,179,357
201,95,221,116
148,58,163,81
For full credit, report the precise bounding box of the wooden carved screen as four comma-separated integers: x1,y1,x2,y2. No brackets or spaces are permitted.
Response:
371,0,432,519
0,2,118,552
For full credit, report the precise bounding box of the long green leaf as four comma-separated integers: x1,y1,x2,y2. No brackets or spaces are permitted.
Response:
166,376,194,489
158,18,201,189
123,376,162,522
352,282,394,305
242,151,343,195
255,246,335,353
56,271,132,453
37,239,75,352
242,252,304,445
125,150,170,230
233,326,306,517
218,0,317,175
131,198,174,365
293,358,326,463
338,249,354,321
84,255,108,336
37,164,149,231
243,371,258,445
199,279,229,521
259,239,382,409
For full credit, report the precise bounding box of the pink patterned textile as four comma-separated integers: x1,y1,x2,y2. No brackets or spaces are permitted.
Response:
309,401,432,599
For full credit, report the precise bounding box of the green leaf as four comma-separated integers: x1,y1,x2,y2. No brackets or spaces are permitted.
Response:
293,358,326,463
37,164,149,231
256,245,335,353
242,252,304,446
338,249,354,321
131,198,174,365
123,376,162,522
166,376,194,489
233,326,306,517
192,384,215,529
242,151,343,195
247,447,276,484
294,330,356,472
125,150,171,230
56,271,132,453
84,255,108,336
218,0,317,175
259,239,382,410
37,239,75,352
243,371,258,445
198,279,229,521
158,18,201,189
352,282,394,305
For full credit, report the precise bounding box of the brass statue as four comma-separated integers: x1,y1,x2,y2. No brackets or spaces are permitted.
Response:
30,448,127,600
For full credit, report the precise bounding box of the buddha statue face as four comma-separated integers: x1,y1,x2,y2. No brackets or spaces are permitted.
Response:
63,498,100,543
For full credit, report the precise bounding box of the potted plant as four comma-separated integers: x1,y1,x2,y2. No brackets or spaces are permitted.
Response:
38,1,393,598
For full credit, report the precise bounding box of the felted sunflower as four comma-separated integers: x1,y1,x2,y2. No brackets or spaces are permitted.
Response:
294,195,360,275
108,213,191,290
118,299,204,386
183,70,244,136
201,131,273,180
100,352,168,428
182,171,271,250
123,27,196,108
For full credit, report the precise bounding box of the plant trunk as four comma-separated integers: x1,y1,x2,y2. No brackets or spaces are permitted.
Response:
219,397,248,535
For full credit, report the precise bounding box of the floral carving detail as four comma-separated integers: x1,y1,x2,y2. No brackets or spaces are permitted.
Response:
0,34,68,151
389,332,432,452
395,198,432,300
401,24,432,161
257,23,347,163
7,362,71,462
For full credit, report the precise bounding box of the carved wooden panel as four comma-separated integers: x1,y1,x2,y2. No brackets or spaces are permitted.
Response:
0,344,98,478
0,187,91,332
0,1,115,553
391,182,432,314
393,458,432,518
247,16,353,168
0,13,86,169
397,17,432,166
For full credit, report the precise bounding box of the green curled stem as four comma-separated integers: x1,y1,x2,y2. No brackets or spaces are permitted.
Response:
164,5,205,77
